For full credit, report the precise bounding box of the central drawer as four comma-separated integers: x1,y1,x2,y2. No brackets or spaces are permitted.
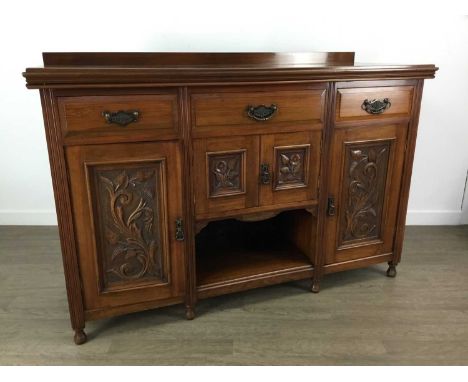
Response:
191,85,327,137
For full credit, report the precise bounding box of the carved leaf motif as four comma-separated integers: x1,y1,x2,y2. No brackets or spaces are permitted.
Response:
276,149,306,185
214,169,226,185
116,205,124,225
209,153,243,196
114,172,129,191
341,142,390,245
95,166,165,287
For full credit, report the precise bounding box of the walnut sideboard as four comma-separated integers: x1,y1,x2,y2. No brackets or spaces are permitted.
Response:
23,52,437,344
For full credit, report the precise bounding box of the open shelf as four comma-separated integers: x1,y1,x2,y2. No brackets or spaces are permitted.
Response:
195,209,316,298
197,241,312,286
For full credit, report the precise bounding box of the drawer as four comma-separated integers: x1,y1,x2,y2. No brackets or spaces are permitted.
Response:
58,93,178,143
336,86,414,122
191,87,326,131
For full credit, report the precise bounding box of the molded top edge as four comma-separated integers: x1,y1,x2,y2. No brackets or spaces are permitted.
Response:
23,52,438,88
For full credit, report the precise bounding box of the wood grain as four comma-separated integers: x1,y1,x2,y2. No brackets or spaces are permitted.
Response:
336,86,414,122
24,53,436,344
324,123,408,265
192,88,325,127
39,89,85,335
179,87,198,319
65,141,186,311
41,52,356,67
58,93,178,143
391,80,425,266
23,52,437,88
259,131,322,206
193,136,260,216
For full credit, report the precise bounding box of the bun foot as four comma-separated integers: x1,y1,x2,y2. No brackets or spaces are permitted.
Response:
311,279,320,293
74,329,87,345
185,306,195,320
386,264,397,278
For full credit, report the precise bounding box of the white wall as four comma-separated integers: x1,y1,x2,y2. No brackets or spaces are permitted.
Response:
1,2,467,225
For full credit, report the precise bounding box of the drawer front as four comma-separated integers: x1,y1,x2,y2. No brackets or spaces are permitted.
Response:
192,87,326,131
336,86,414,122
58,93,178,143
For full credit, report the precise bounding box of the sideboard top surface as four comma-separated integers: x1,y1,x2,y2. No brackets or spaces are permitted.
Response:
23,52,438,88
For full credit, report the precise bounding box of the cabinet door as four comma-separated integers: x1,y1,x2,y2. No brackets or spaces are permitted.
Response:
259,131,322,206
66,141,185,312
324,124,408,265
193,136,260,217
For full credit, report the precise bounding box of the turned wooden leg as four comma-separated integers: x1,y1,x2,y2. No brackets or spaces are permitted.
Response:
185,305,195,320
311,278,320,293
73,329,87,345
386,262,397,278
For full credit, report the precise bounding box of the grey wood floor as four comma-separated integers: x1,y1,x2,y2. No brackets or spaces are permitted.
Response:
0,225,467,365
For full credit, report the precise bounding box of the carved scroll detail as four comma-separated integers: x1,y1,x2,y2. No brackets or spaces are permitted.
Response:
340,141,391,246
93,165,166,289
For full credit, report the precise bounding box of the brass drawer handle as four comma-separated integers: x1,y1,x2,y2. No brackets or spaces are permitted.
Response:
361,98,391,115
102,110,140,126
260,163,271,185
246,104,278,121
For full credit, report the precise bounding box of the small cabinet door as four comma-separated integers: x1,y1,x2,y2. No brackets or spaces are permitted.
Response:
193,136,260,216
259,131,322,206
66,141,185,312
324,123,408,265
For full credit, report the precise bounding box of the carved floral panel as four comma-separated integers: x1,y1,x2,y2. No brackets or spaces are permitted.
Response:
207,150,245,198
90,163,167,290
274,145,310,190
338,140,391,247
